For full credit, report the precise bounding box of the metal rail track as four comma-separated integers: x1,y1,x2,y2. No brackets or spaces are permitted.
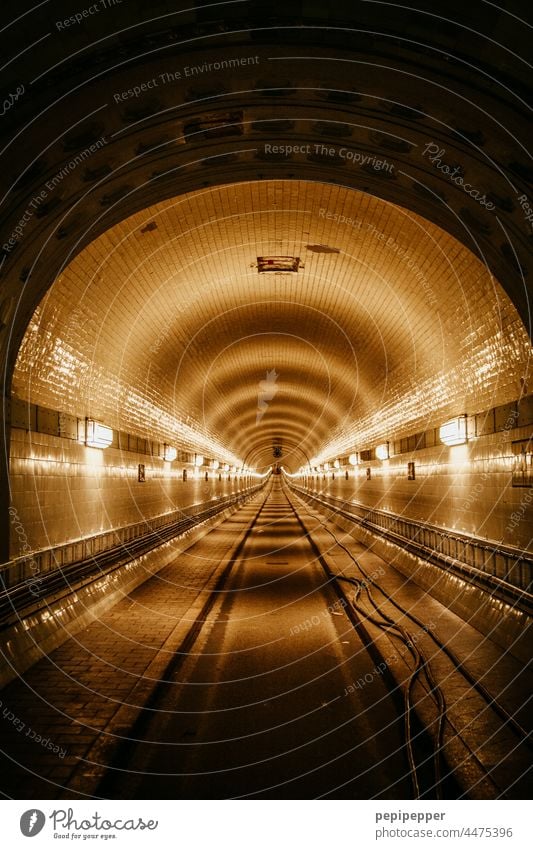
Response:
285,482,532,799
95,480,277,797
98,478,427,800
290,484,533,615
282,484,440,798
0,485,264,627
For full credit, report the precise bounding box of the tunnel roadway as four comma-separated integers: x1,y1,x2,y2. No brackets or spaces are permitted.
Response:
0,478,530,800
99,478,414,800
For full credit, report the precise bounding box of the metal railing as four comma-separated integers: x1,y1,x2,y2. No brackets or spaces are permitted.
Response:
0,484,264,624
289,484,533,613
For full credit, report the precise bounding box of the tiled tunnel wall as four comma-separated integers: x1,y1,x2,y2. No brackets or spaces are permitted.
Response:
7,184,532,563
12,181,533,474
301,424,533,553
9,416,533,562
8,428,251,559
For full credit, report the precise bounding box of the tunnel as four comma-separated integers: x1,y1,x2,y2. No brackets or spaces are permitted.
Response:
0,1,531,803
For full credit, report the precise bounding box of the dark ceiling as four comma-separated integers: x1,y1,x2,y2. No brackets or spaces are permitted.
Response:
1,1,531,387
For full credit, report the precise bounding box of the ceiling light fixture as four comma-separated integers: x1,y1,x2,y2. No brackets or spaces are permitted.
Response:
376,443,390,460
82,419,113,449
440,415,468,446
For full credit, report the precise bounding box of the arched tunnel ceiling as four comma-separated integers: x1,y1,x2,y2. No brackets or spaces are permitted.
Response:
13,180,531,471
1,0,532,398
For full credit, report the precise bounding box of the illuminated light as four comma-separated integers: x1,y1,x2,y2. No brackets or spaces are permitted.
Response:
83,420,113,449
376,443,389,460
439,415,467,446
223,463,230,472
85,446,105,468
349,453,359,466
449,442,469,466
324,462,329,471
163,444,177,462
281,466,299,478
211,460,220,470
334,459,340,469
194,454,204,467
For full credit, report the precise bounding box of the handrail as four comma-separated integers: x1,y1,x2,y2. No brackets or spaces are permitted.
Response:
0,484,264,625
2,486,263,589
289,483,533,614
298,487,532,561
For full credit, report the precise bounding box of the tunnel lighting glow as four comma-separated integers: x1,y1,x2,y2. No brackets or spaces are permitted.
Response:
376,443,389,460
194,455,204,467
439,416,467,446
334,459,340,469
449,442,469,466
324,462,329,471
163,444,177,462
211,460,220,470
84,420,113,449
349,453,359,466
223,463,230,472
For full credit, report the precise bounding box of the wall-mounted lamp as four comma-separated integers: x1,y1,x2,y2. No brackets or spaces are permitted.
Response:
194,454,204,467
439,415,467,446
376,442,389,460
81,419,113,448
333,459,340,469
223,463,230,472
211,460,220,470
348,453,359,466
163,444,177,461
